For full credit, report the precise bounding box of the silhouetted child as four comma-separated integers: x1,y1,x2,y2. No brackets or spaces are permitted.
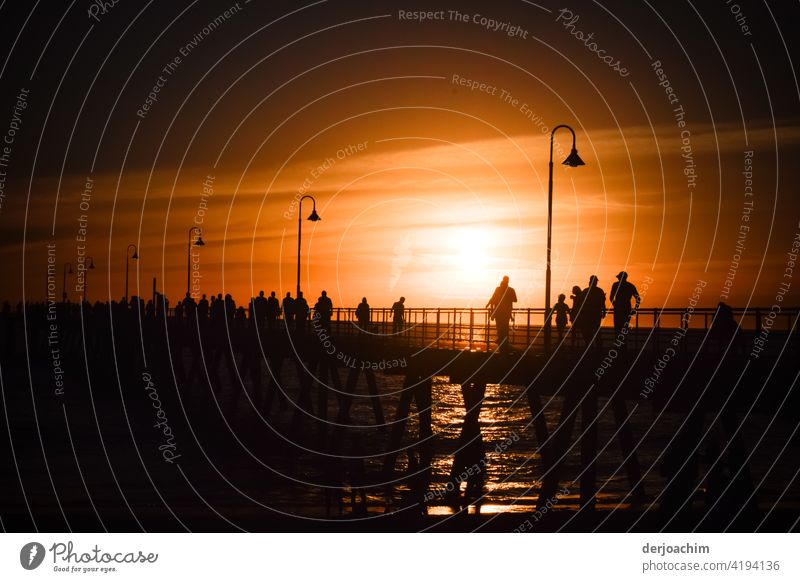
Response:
553,293,570,341
569,285,583,347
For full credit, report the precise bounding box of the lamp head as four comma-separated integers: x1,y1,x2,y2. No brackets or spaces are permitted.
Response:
89,259,95,269
132,251,139,260
68,266,73,274
563,147,585,167
307,208,321,222
195,235,205,246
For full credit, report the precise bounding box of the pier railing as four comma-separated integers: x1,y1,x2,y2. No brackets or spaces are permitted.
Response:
316,306,800,353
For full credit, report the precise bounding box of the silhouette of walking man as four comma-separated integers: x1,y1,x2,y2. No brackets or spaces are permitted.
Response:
266,291,280,329
392,296,405,334
610,271,641,336
295,291,309,332
356,297,370,332
580,275,606,349
486,276,517,353
314,290,333,330
253,290,267,329
282,292,295,328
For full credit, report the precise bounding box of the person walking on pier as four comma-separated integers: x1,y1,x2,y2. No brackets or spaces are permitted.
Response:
610,271,641,336
486,276,517,353
356,297,370,332
295,291,309,333
266,291,280,329
253,290,268,329
314,290,333,331
580,276,607,349
197,293,209,322
282,292,295,328
392,296,405,334
553,293,570,341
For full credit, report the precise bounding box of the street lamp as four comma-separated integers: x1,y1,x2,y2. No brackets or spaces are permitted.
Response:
296,195,321,297
186,226,205,297
62,263,73,302
84,256,95,303
545,124,585,353
125,244,139,303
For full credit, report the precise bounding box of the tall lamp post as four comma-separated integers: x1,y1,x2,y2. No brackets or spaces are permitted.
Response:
62,263,73,302
296,195,321,298
545,124,585,353
83,257,95,303
125,244,139,303
186,226,205,297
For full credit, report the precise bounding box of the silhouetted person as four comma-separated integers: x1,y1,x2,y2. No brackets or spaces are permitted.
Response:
266,291,280,329
711,301,738,351
210,293,224,325
486,276,517,353
314,290,333,330
295,291,309,332
224,293,236,321
356,297,370,332
553,293,570,341
197,293,209,321
580,276,606,348
610,271,641,335
235,305,247,326
392,296,405,334
282,292,295,327
253,290,267,329
183,293,197,327
569,285,583,347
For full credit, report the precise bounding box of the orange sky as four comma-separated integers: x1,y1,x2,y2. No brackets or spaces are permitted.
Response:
5,120,799,309
1,1,798,310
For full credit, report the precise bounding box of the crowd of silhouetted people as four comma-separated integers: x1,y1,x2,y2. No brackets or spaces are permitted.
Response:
1,272,744,361
485,272,739,353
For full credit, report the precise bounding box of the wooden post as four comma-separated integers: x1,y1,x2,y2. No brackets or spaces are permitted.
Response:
580,383,598,510
469,308,474,348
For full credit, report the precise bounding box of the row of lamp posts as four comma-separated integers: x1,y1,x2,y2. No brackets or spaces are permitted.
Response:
51,126,576,354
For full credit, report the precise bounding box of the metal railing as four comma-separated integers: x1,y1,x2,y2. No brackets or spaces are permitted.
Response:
315,306,800,353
